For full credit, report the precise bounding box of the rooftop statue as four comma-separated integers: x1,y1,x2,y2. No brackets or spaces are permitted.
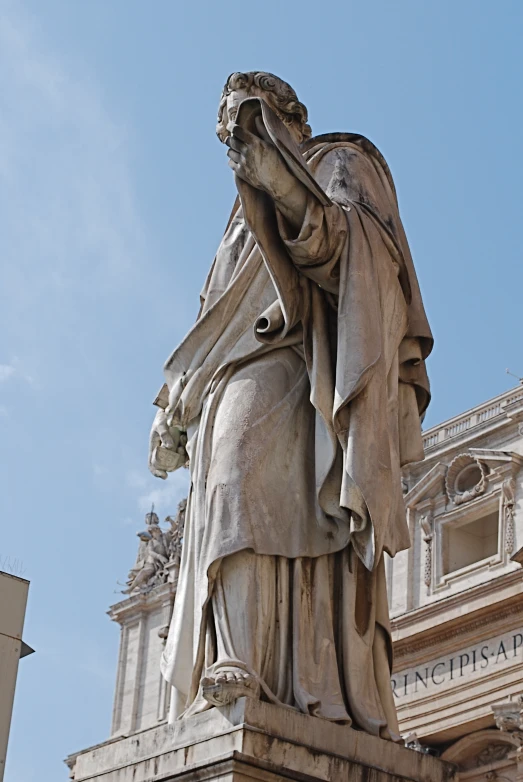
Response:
123,507,186,595
148,71,432,739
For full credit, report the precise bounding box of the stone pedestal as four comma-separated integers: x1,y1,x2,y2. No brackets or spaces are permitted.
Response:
71,698,455,782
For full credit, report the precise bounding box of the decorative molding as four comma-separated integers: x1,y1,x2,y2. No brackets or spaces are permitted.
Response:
404,463,447,509
445,453,487,505
477,742,512,765
442,728,521,770
505,395,523,424
108,581,175,625
419,510,434,592
422,386,523,455
469,448,523,467
492,695,523,733
392,569,523,635
394,601,523,662
393,575,523,665
503,477,517,556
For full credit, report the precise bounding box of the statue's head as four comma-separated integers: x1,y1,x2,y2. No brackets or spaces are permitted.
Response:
216,71,311,145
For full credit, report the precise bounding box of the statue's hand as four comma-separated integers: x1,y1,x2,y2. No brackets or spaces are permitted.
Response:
226,122,309,232
226,124,296,201
148,409,186,479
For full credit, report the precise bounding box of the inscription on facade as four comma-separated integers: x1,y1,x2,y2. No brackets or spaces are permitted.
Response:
393,630,523,699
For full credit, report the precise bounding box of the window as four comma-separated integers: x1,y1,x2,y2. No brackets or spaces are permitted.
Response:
442,510,499,575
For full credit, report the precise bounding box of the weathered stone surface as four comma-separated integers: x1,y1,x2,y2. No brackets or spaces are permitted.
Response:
393,387,523,745
148,70,432,735
72,699,454,782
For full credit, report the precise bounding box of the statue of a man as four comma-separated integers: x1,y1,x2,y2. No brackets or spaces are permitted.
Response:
149,71,432,739
124,530,152,594
125,525,169,594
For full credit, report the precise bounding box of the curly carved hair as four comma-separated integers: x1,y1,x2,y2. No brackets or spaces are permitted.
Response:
216,71,312,144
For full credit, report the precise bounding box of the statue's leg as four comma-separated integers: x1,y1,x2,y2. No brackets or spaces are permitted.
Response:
201,549,290,706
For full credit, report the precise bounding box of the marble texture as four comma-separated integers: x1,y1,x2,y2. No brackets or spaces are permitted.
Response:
70,698,455,782
65,388,523,779
148,71,432,734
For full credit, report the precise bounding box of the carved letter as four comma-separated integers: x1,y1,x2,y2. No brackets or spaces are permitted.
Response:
459,653,469,676
513,633,523,657
431,662,445,685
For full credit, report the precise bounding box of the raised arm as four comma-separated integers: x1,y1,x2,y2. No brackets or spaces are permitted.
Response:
225,124,347,294
226,123,309,234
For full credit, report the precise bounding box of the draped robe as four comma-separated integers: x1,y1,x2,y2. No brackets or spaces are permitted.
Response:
159,126,432,738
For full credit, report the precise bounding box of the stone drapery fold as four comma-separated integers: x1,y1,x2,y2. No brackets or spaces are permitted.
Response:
159,119,432,733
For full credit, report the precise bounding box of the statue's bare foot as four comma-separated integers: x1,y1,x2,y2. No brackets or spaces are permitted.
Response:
201,667,260,706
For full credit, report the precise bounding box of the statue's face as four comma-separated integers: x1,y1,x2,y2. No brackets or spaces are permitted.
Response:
225,88,250,137
225,88,302,143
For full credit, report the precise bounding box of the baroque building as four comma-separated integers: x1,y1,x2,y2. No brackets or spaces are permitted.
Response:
66,386,523,781
392,384,523,778
109,503,186,737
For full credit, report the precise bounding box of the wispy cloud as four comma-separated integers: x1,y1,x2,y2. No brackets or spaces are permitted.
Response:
0,4,147,372
0,8,159,782
0,357,35,418
0,357,34,385
0,363,16,383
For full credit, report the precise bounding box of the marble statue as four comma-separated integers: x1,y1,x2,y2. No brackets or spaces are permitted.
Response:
125,529,152,593
148,72,432,739
124,512,172,594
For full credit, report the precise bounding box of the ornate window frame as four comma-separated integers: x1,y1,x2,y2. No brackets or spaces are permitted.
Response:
404,450,522,597
433,490,503,590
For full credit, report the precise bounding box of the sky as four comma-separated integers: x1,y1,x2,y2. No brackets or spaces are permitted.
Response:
1,1,522,779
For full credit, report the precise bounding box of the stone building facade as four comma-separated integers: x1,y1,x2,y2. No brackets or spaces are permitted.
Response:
391,384,523,778
106,503,185,738
66,386,523,780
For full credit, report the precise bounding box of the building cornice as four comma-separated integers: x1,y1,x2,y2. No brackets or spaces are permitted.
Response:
420,387,523,460
107,581,175,625
391,569,523,666
404,463,447,508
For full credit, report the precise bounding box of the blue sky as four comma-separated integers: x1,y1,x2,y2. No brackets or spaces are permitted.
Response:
2,1,522,779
